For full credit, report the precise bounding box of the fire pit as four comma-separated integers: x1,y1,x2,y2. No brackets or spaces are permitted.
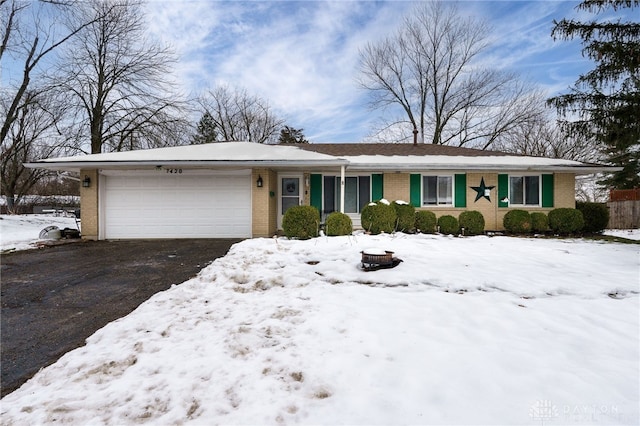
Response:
361,248,401,271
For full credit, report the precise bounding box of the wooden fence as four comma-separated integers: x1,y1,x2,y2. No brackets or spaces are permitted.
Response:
607,200,640,229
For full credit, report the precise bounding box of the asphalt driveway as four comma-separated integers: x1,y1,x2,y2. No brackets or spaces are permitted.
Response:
1,239,241,397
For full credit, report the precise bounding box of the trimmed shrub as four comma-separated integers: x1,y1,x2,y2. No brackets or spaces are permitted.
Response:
361,200,397,234
282,205,320,239
503,209,531,234
530,212,549,233
548,208,584,235
325,212,353,236
415,210,437,234
393,200,416,233
576,202,609,234
458,210,485,235
437,215,459,235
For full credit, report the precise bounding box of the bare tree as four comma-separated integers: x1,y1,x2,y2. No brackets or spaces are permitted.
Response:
57,0,189,154
196,85,285,144
358,1,544,148
493,115,598,162
1,90,68,212
0,0,93,147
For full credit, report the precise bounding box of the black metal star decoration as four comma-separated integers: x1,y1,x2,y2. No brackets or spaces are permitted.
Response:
471,177,495,202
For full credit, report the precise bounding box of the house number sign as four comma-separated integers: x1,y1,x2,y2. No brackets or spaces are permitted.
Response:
165,168,183,174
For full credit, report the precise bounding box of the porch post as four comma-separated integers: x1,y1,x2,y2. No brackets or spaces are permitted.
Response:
340,165,345,214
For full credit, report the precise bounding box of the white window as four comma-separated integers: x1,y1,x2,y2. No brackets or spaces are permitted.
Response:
509,175,540,206
423,175,453,206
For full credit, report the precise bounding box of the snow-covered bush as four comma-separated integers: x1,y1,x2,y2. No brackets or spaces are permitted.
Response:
458,211,485,235
549,208,584,235
361,201,396,234
503,210,531,234
437,215,459,235
415,210,437,234
325,212,352,236
393,200,415,233
282,205,320,239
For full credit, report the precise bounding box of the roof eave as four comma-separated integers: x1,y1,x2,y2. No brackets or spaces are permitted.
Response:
24,159,350,172
345,163,622,174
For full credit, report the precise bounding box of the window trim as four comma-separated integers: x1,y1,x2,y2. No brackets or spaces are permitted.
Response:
508,174,542,207
421,174,455,207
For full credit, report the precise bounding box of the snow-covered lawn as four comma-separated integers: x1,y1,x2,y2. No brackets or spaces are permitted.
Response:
1,225,638,425
0,214,78,252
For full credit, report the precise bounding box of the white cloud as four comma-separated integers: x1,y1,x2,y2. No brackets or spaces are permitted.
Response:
142,0,592,142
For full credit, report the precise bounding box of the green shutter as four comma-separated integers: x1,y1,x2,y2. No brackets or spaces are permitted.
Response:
454,174,466,208
372,173,384,201
498,174,509,208
410,174,421,207
542,174,554,207
310,174,322,211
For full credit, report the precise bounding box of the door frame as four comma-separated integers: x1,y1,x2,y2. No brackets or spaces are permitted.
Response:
277,173,304,229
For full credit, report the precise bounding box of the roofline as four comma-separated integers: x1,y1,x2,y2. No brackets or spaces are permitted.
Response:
344,163,622,174
24,160,621,175
24,159,350,171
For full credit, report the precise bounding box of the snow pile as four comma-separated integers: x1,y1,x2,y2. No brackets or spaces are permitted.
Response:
1,233,638,425
0,214,78,252
604,228,640,240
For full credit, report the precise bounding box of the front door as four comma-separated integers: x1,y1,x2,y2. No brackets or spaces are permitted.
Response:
278,175,303,228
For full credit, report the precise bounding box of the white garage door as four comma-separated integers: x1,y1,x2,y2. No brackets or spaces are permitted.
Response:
102,170,251,239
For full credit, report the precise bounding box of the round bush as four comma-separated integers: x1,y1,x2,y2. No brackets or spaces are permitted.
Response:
415,210,437,234
393,201,416,233
437,215,459,235
458,210,485,235
576,202,609,234
282,205,320,239
503,209,531,234
361,201,397,234
530,212,549,233
325,212,353,236
548,208,584,235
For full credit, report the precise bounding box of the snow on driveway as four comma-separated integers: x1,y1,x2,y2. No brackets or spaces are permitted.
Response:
1,232,638,425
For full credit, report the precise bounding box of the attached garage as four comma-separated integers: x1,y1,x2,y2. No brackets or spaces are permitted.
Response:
100,170,252,239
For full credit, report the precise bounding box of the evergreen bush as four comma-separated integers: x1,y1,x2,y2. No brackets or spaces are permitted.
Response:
576,202,609,234
415,210,437,234
282,205,320,239
393,200,416,233
530,212,549,233
503,209,531,234
458,210,485,235
548,208,585,235
437,215,459,235
325,212,353,236
361,200,397,234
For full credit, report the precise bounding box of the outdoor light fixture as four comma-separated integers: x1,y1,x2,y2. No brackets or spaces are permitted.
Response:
82,175,91,188
256,175,263,188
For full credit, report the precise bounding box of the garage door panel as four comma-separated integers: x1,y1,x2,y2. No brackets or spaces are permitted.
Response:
103,172,251,239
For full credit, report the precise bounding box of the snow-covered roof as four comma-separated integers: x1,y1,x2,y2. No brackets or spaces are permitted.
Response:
25,141,616,174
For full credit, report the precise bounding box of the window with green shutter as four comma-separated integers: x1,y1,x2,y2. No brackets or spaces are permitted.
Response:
498,174,509,207
372,174,383,201
542,174,554,207
454,174,466,208
410,174,421,206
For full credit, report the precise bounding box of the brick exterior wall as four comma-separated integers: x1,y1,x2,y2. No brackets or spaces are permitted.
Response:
252,168,277,237
79,169,99,240
383,173,410,202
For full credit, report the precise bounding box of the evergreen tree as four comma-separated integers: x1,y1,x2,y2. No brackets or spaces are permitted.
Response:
278,126,308,144
192,112,217,144
548,0,640,189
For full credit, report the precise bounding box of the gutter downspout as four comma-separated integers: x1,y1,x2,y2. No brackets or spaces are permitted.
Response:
340,165,345,214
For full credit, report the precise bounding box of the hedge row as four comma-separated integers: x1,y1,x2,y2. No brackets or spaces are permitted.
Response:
282,201,608,239
503,203,607,235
